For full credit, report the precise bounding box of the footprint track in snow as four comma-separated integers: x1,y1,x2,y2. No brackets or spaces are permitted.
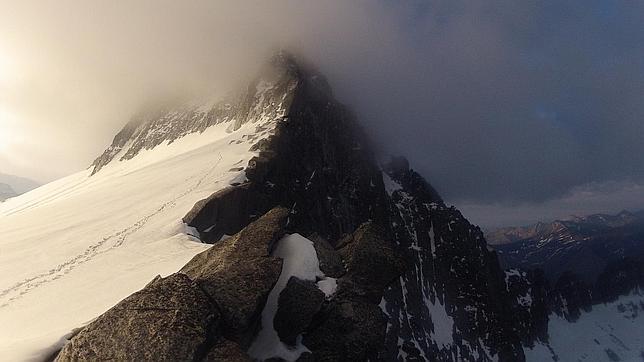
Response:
0,154,224,308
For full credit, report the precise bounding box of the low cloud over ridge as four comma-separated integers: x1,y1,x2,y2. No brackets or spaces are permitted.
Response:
0,0,643,222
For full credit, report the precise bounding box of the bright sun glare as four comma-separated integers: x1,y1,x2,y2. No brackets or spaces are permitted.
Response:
0,50,11,84
0,50,15,154
0,109,13,154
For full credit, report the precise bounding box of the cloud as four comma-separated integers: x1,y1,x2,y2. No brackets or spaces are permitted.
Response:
0,0,643,215
459,180,644,228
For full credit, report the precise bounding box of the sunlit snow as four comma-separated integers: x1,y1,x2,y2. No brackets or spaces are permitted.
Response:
0,119,272,361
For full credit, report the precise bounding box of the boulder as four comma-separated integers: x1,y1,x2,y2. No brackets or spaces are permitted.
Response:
56,273,218,361
301,223,403,360
181,207,289,344
181,207,289,346
309,233,345,278
336,222,405,302
204,339,252,362
274,276,325,345
303,301,387,361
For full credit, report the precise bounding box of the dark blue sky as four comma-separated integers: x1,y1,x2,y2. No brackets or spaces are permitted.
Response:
342,0,644,207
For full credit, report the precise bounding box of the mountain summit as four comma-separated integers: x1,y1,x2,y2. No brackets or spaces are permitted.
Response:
90,51,305,175
51,52,529,361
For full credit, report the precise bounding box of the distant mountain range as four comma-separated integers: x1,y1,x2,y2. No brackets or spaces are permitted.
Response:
0,173,40,201
487,210,644,283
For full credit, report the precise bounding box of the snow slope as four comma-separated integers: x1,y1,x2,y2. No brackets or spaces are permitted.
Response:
525,290,644,361
0,119,275,361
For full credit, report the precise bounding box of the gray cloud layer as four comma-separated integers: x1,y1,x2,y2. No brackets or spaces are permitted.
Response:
1,0,643,220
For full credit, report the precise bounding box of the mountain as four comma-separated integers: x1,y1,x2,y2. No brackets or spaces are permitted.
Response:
488,212,644,361
55,52,523,361
0,183,16,201
1,52,640,361
0,172,39,200
488,210,644,284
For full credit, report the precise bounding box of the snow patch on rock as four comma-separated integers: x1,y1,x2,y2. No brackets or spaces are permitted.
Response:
316,278,337,298
424,290,455,349
382,172,403,196
248,233,336,361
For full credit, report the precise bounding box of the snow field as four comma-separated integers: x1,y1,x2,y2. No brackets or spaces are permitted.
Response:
0,119,274,361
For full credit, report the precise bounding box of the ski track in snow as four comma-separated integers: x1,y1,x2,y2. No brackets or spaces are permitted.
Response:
0,154,223,308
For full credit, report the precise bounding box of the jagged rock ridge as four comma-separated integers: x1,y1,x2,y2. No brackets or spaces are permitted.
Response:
57,52,534,361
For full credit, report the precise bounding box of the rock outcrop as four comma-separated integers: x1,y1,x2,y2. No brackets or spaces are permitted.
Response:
57,206,290,360
273,277,325,345
302,223,404,361
309,234,345,278
180,207,289,345
57,273,219,361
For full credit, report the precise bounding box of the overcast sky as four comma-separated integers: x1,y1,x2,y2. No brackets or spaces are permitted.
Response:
0,0,643,227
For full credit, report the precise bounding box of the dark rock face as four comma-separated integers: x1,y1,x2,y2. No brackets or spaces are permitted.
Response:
301,223,403,361
184,53,390,246
304,301,388,361
274,276,325,345
594,257,644,303
335,222,405,303
547,271,594,322
504,269,549,346
183,184,258,243
56,273,219,361
379,164,524,361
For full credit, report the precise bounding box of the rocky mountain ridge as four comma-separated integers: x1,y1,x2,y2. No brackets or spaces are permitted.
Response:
51,52,614,361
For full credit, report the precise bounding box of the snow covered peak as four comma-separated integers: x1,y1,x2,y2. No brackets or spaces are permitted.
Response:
91,52,309,174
